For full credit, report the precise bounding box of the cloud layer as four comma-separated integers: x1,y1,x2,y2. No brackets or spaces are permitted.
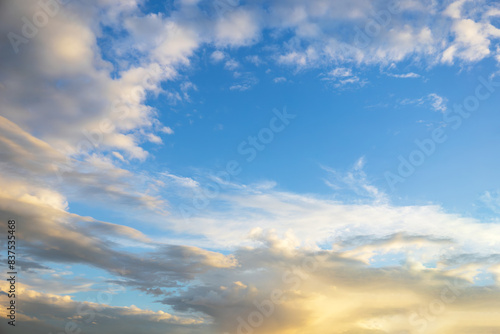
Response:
2,0,500,333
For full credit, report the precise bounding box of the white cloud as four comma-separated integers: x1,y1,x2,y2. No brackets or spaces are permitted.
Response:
0,115,166,213
155,173,500,258
444,0,468,19
229,72,258,91
327,67,353,77
387,72,422,78
322,67,367,88
162,126,175,135
264,0,500,68
479,190,500,214
278,47,319,67
322,157,387,203
229,83,252,91
428,93,448,112
400,93,448,112
5,234,500,334
246,54,264,66
0,282,204,333
442,19,492,63
210,50,225,62
161,173,200,189
0,2,195,166
224,58,239,70
214,8,261,46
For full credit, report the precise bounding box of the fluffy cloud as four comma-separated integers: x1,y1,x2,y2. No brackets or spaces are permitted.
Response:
266,0,500,67
0,282,205,334
0,171,237,297
158,234,500,334
2,231,500,334
0,1,161,161
0,115,165,212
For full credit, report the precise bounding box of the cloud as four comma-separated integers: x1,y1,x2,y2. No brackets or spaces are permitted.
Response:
0,282,205,334
0,116,166,211
229,72,259,91
210,50,225,62
246,55,264,66
441,0,500,64
278,47,319,68
327,67,354,77
428,93,448,112
157,232,500,334
214,8,261,46
153,171,500,259
224,59,240,70
387,72,422,78
400,93,448,112
229,84,252,91
0,115,166,213
442,19,492,63
322,67,367,88
0,1,173,163
161,173,200,189
3,229,500,334
0,175,237,296
162,126,175,135
322,157,387,203
266,0,500,68
479,190,500,214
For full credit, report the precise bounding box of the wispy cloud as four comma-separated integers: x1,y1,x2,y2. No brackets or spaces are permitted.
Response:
387,72,422,78
322,157,387,203
322,67,368,88
400,93,448,112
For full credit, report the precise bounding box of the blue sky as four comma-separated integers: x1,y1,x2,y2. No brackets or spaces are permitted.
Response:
146,53,500,215
2,0,500,333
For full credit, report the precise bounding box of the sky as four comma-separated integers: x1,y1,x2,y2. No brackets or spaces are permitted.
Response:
1,0,500,333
